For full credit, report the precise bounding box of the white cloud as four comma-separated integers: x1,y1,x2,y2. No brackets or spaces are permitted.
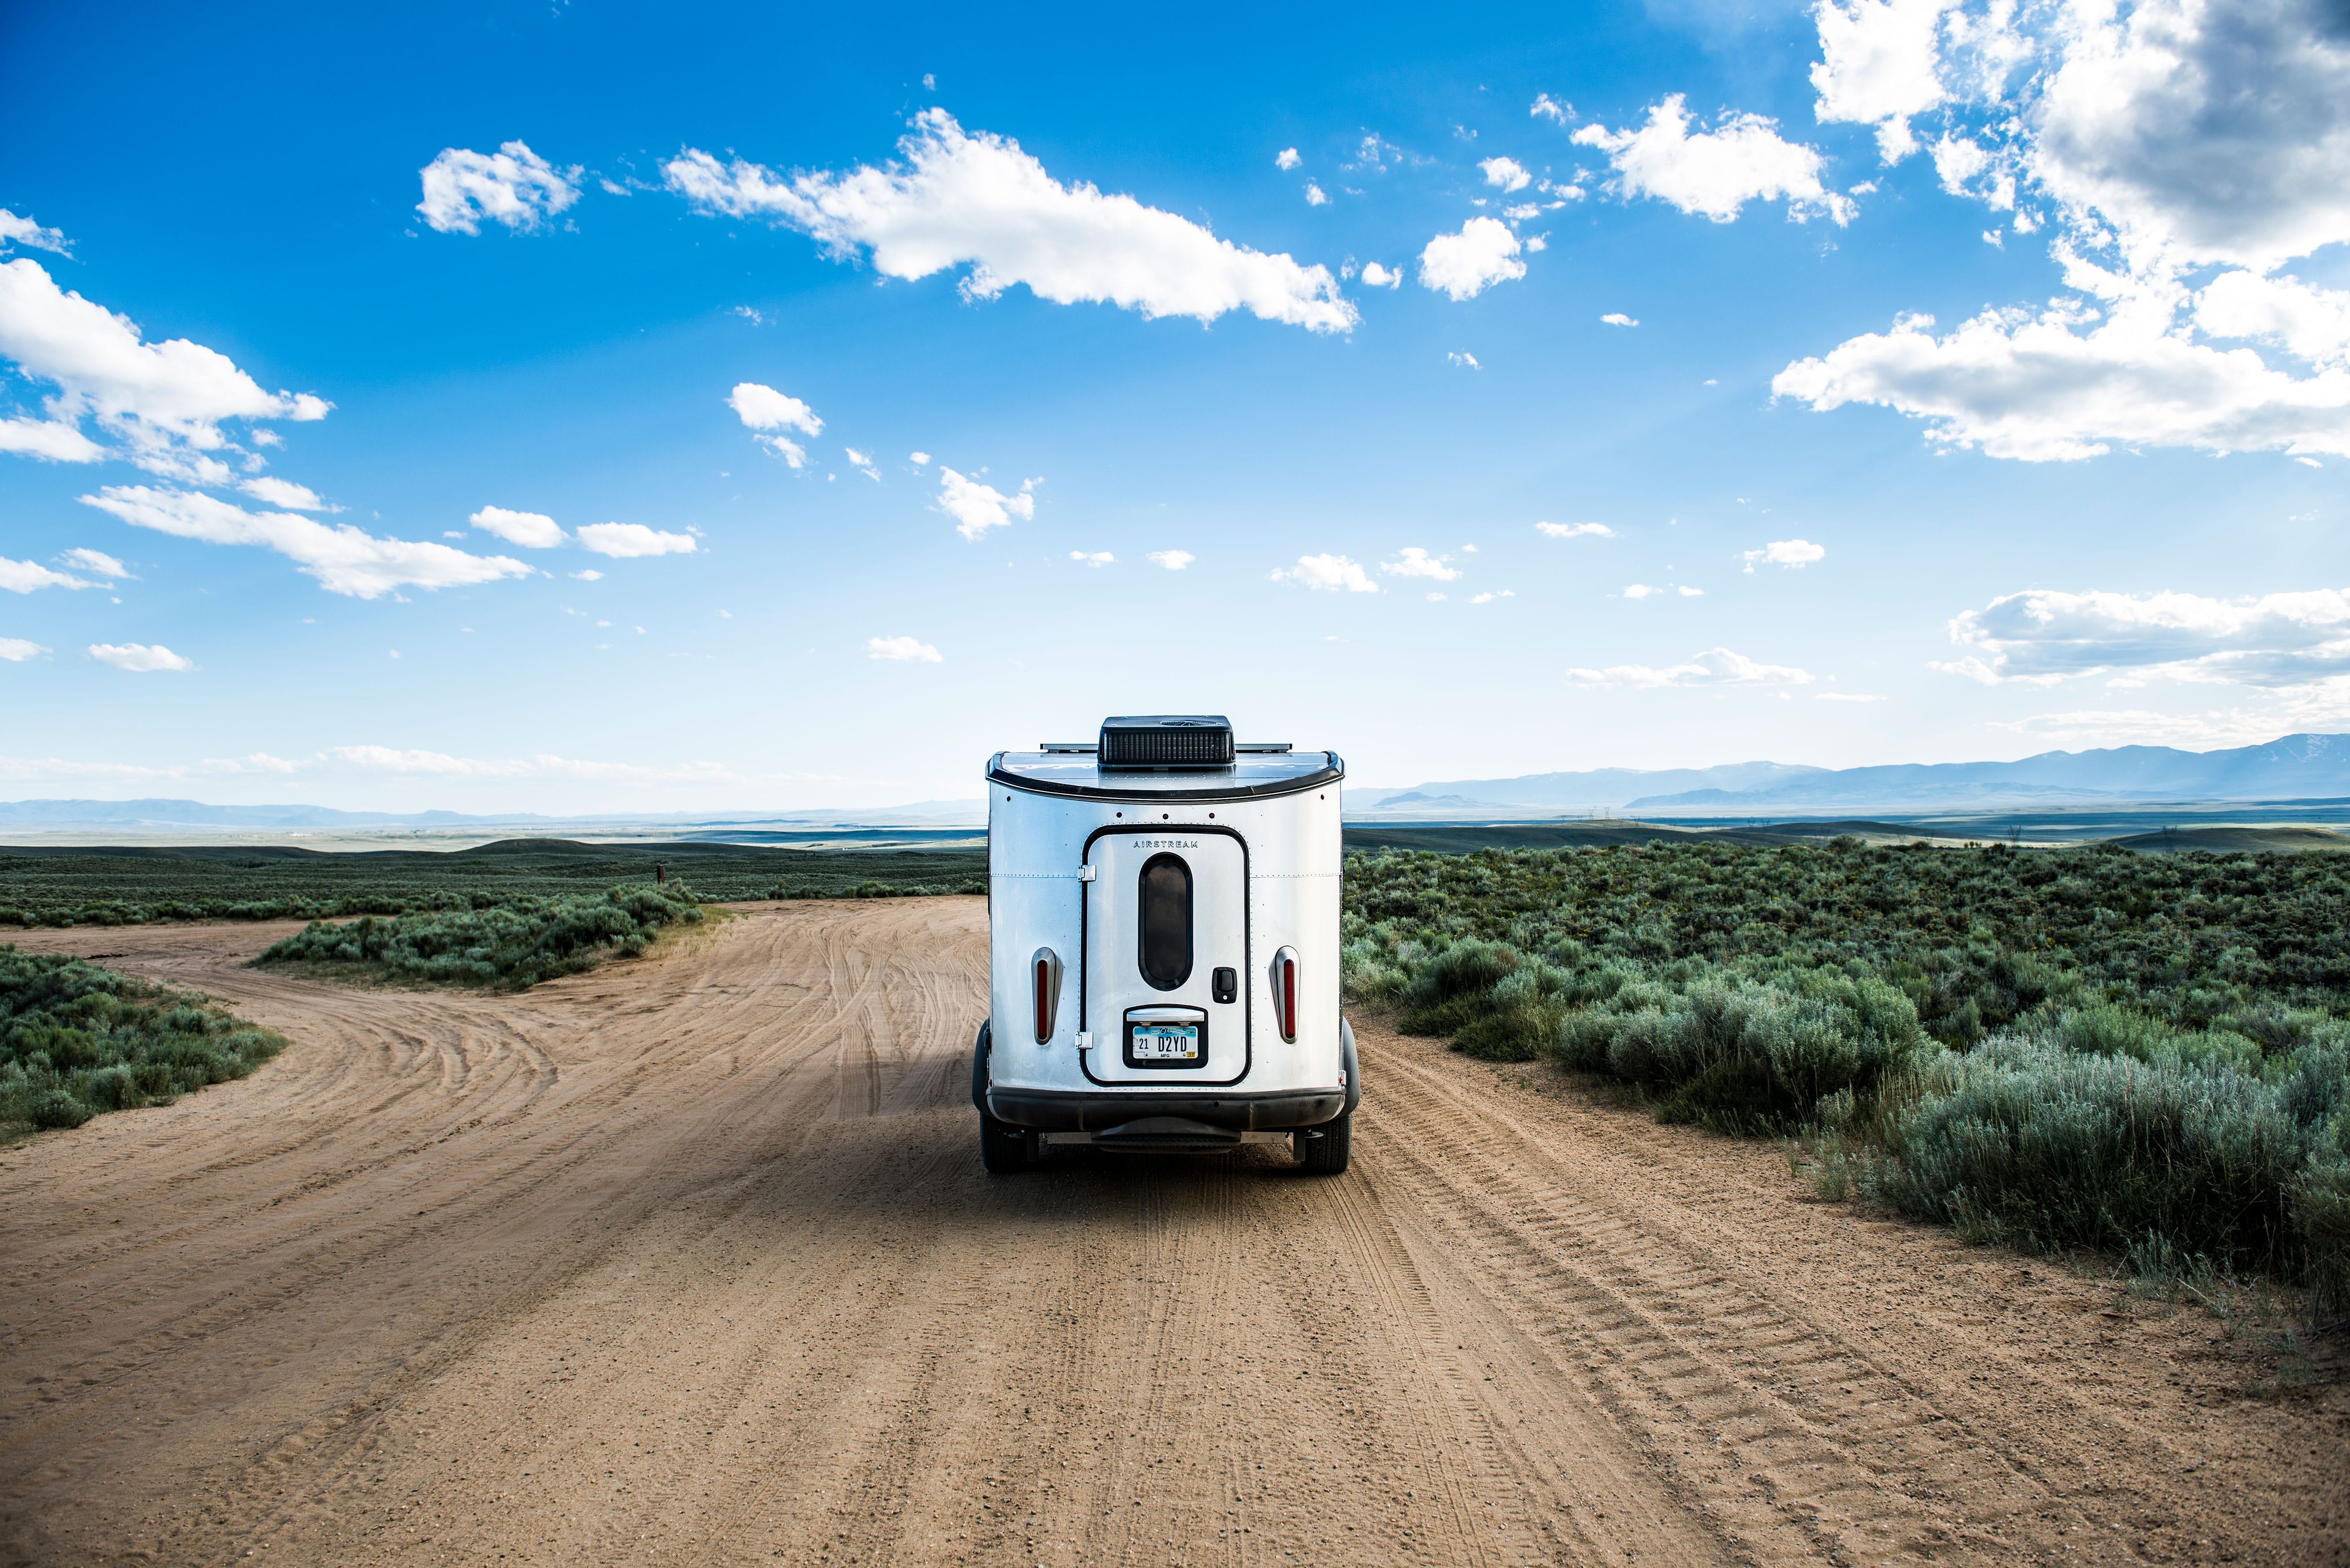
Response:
58,548,129,578
1306,182,1329,206
1815,691,1885,702
1470,590,1515,604
0,557,97,593
1743,537,1827,570
1502,204,1542,221
1531,94,1572,124
577,522,696,558
1809,0,1953,163
1069,550,1114,567
1381,547,1459,581
0,416,103,462
0,637,46,662
89,642,192,673
1418,217,1526,300
1147,549,1194,570
728,382,822,435
1358,262,1401,288
81,485,532,597
909,450,931,465
240,476,330,511
416,142,581,235
868,634,942,662
1678,585,1706,597
1623,583,1661,599
1771,306,2350,461
1535,520,1616,538
313,745,741,782
1938,584,2350,688
1478,157,1533,193
1448,350,1480,368
936,467,1035,540
1270,553,1378,593
2195,272,2350,371
470,505,566,548
0,258,329,473
1276,148,1302,171
0,210,70,256
1785,0,2350,463
665,111,1357,333
1601,312,1639,326
570,569,603,581
1571,96,1854,225
1567,646,1815,687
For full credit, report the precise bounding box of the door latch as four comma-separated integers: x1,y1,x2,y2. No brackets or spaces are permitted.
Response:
1078,865,1098,882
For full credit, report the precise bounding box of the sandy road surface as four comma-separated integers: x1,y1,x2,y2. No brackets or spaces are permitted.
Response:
2,902,2342,1567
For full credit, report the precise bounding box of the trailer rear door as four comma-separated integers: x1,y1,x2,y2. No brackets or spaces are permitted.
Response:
1082,829,1249,1084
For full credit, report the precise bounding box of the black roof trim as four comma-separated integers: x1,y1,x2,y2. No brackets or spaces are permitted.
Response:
988,752,1344,804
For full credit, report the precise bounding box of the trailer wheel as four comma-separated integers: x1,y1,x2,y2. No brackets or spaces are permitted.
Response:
1295,1111,1352,1175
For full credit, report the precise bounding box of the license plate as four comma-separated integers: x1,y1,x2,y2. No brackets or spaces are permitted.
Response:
1129,1023,1200,1062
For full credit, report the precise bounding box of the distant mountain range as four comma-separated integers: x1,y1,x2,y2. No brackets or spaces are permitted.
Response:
1354,734,2350,816
0,798,987,832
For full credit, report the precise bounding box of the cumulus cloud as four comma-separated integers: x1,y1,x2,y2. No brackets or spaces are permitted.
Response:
1623,583,1662,599
868,634,943,662
1306,182,1329,206
1381,547,1459,581
845,446,879,479
1743,538,1826,570
80,485,531,597
1069,550,1114,567
1418,217,1526,300
1571,96,1854,225
1937,584,2350,688
1772,306,2350,461
1357,261,1401,288
665,111,1357,333
1809,0,1953,162
1447,350,1480,369
1147,549,1194,570
240,476,330,511
0,637,46,662
1535,520,1616,538
1567,647,1815,687
470,505,566,548
1478,157,1533,192
1783,0,2350,463
1276,148,1301,171
0,557,97,593
577,522,696,558
89,642,193,673
936,467,1035,540
58,548,129,578
0,259,329,474
1601,312,1638,326
0,416,104,462
0,210,70,256
728,382,821,467
1270,553,1378,593
416,142,581,235
1470,590,1515,604
1531,94,1572,124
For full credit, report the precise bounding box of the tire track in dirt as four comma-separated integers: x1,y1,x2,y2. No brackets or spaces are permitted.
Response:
1,905,2341,1567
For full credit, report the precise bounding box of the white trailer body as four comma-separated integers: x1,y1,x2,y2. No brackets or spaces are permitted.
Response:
974,715,1357,1173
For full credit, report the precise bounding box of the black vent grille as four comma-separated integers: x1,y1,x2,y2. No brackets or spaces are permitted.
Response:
1098,715,1235,769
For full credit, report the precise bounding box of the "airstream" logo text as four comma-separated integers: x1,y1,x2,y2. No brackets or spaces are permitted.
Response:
1132,839,1198,849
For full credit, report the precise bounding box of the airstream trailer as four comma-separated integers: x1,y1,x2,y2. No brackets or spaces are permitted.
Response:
972,715,1358,1174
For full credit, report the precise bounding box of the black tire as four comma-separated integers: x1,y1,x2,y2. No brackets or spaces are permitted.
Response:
1296,1111,1352,1174
979,1112,1032,1173
970,1020,993,1111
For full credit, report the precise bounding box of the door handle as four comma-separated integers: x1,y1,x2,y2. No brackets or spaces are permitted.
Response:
1211,966,1238,1004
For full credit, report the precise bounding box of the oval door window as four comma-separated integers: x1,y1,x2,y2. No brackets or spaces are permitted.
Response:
1136,852,1194,991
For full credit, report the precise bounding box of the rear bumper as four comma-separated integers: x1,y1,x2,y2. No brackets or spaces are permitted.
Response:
985,1084,1346,1135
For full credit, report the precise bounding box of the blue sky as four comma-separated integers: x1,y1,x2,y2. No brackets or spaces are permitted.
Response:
2,0,2346,811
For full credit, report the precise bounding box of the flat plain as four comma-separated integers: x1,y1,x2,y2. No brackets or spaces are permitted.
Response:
1,901,2342,1566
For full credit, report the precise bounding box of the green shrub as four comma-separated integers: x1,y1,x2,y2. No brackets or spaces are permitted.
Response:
1,946,285,1135
255,881,708,991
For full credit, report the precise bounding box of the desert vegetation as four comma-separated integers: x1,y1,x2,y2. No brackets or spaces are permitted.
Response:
1341,840,2350,1315
0,841,988,928
254,881,710,990
1,946,285,1134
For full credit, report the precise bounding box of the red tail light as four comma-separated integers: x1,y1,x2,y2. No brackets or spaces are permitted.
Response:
1032,947,1062,1043
1274,947,1299,1042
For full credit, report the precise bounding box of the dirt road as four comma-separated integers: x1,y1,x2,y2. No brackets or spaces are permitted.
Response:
2,902,2342,1566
